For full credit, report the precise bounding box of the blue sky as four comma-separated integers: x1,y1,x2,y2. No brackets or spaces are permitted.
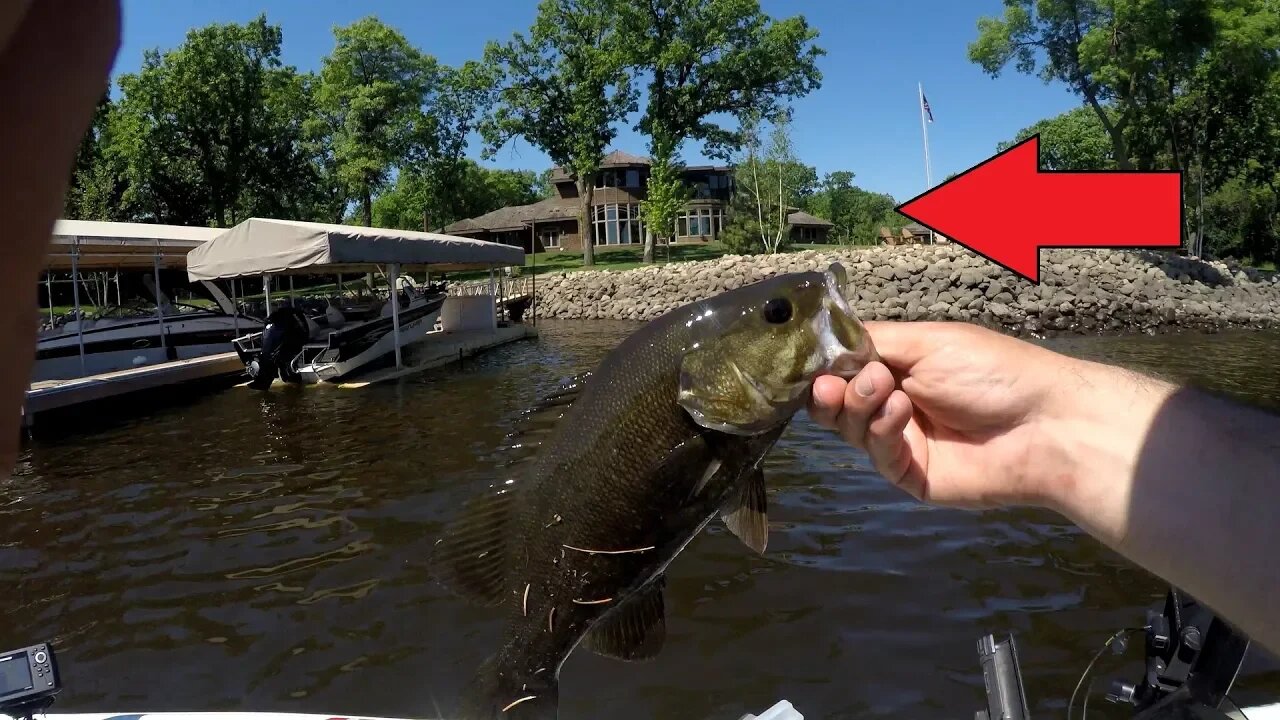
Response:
113,0,1081,203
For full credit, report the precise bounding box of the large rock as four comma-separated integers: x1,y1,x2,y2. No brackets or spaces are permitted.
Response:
520,245,1280,337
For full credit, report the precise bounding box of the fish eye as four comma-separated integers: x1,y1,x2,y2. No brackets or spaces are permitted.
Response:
762,297,792,324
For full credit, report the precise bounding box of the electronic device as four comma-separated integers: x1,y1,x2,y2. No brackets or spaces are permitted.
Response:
0,643,60,720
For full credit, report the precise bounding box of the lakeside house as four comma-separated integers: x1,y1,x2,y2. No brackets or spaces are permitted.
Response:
444,150,834,253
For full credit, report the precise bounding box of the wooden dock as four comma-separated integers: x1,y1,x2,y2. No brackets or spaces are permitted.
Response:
22,352,246,427
337,324,538,387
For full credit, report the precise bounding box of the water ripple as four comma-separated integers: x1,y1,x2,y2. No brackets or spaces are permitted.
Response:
4,321,1279,718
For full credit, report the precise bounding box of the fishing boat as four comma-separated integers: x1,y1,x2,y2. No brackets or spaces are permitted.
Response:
231,276,450,387
185,217,524,389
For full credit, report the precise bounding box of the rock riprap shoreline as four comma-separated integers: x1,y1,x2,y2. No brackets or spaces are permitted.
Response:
527,245,1280,336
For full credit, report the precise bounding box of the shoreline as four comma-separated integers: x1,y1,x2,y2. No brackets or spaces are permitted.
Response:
526,245,1280,337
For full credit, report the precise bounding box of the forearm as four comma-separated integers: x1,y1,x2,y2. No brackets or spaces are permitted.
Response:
1044,358,1280,653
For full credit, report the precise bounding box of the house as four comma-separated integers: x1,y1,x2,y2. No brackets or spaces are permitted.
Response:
444,150,831,252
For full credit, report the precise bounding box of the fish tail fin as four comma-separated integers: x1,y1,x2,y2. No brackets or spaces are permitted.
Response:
458,654,559,720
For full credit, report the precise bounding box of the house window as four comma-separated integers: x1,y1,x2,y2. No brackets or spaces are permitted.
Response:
708,174,728,190
539,228,562,249
676,207,724,238
595,170,624,188
625,169,640,188
592,203,645,245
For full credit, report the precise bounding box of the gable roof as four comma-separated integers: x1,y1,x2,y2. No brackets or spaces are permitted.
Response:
786,210,834,228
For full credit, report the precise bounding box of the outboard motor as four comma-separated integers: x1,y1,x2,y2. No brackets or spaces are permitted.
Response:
247,306,309,389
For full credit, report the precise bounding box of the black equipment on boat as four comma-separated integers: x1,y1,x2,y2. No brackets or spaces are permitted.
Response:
247,306,308,389
975,586,1251,720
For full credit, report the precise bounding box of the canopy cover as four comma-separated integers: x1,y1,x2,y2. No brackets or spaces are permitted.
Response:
47,219,223,271
186,217,525,281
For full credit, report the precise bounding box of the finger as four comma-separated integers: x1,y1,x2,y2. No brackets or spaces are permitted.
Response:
862,320,984,374
864,389,915,488
829,361,895,449
807,374,849,429
0,0,120,474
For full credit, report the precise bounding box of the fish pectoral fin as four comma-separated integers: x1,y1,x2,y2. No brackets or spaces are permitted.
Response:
721,466,769,554
582,575,667,662
428,484,515,606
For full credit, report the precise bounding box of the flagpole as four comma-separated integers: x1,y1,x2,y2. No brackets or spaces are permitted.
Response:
918,82,935,243
918,82,933,189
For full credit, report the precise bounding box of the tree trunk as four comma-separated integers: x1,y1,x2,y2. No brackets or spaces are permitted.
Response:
362,187,373,227
1083,92,1134,171
643,227,655,264
578,177,595,267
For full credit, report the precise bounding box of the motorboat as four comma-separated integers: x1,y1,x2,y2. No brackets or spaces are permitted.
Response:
184,217,526,390
34,276,262,382
233,278,449,387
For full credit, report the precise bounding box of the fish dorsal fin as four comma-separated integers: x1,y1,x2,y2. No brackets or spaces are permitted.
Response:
489,371,594,468
721,466,769,554
583,575,667,662
429,482,517,606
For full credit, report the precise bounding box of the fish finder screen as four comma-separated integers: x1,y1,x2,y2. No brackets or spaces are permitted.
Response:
0,654,32,697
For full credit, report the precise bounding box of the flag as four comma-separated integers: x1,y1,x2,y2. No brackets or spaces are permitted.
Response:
921,92,934,123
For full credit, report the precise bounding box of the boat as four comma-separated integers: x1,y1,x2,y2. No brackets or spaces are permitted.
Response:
34,276,262,383
185,217,525,389
34,220,265,383
232,276,449,387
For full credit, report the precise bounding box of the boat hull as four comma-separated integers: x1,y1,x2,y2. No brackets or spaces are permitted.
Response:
33,315,262,382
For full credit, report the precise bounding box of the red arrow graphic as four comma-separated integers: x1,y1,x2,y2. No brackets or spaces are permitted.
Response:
894,134,1183,283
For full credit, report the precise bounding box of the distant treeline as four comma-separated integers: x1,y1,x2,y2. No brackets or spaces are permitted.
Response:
974,0,1280,266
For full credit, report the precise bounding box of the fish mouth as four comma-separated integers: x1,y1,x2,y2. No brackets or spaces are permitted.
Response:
813,262,879,378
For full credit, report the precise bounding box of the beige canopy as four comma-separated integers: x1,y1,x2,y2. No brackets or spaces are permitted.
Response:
47,219,223,271
186,217,524,281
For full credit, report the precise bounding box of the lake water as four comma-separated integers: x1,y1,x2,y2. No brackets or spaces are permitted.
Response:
6,320,1280,719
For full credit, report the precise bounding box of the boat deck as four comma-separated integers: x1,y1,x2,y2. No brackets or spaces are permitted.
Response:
23,352,245,426
337,323,538,388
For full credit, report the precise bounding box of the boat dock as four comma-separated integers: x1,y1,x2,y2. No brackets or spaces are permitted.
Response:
22,352,245,428
24,218,533,431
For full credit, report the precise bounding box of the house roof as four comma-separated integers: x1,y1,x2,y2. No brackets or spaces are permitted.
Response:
443,197,578,234
904,222,930,234
787,210,834,228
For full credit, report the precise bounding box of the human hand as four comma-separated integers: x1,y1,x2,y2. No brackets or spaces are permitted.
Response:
808,320,1080,509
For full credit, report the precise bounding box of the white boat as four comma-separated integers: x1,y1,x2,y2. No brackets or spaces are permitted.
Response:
184,217,526,389
34,277,262,383
35,220,265,383
232,278,449,387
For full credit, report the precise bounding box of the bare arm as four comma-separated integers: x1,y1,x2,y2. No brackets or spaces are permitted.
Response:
810,320,1280,654
0,0,120,471
1045,358,1280,651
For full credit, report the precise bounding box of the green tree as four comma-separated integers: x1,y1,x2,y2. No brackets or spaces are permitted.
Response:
998,105,1115,170
639,133,691,249
373,161,542,231
318,16,436,227
805,171,899,245
112,14,312,227
616,0,824,262
976,0,1280,259
63,93,130,221
481,0,636,267
406,60,499,229
720,112,808,254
